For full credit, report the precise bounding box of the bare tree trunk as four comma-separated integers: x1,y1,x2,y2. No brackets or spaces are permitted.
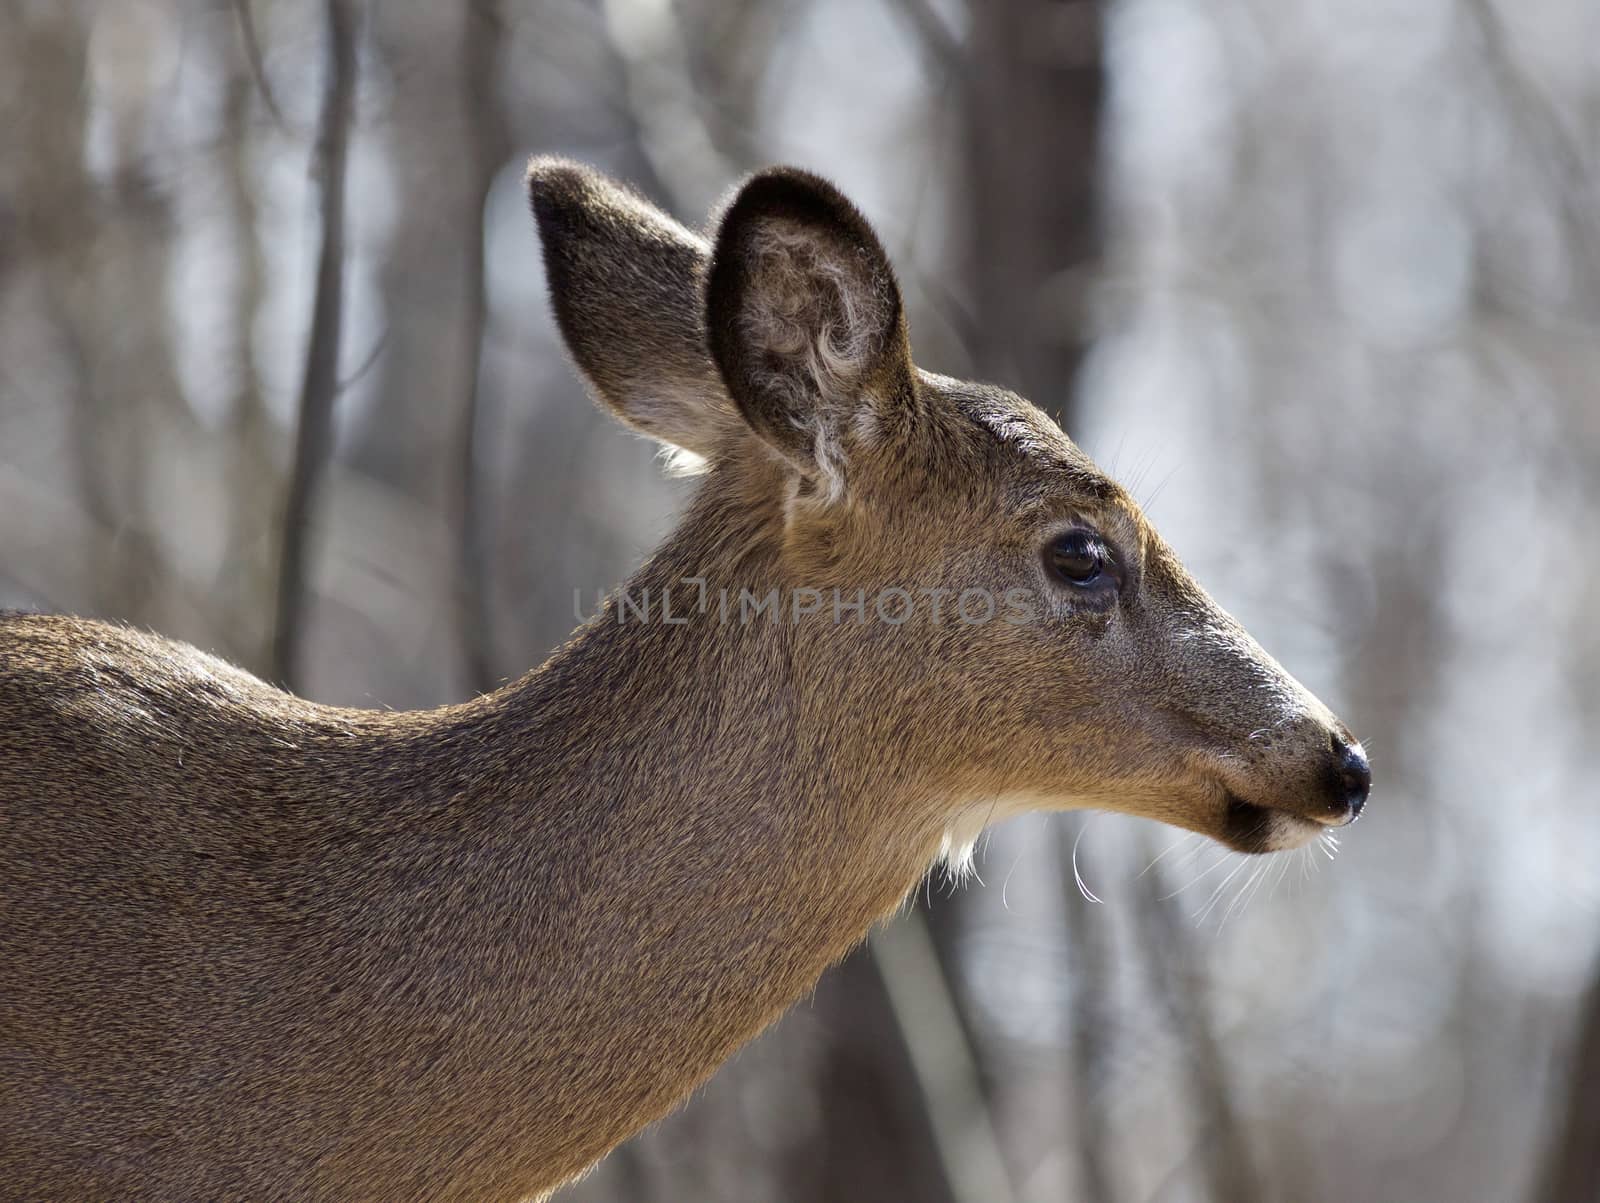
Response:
17,5,188,627
348,6,476,501
967,0,1105,428
799,943,961,1203
272,0,357,689
1057,838,1120,1203
1131,839,1262,1203
218,11,278,676
9,8,99,558
965,4,1113,1197
453,0,511,696
872,913,1019,1203
1535,928,1600,1195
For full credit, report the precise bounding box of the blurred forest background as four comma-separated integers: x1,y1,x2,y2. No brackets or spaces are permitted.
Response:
3,0,1600,1200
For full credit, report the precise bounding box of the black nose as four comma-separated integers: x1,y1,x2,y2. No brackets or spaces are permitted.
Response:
1334,739,1371,819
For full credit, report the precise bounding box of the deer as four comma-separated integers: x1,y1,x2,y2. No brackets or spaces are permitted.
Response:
0,158,1370,1201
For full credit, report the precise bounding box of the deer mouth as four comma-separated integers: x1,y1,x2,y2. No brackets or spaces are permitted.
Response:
1218,792,1323,854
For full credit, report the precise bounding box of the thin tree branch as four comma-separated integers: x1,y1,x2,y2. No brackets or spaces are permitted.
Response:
271,0,357,689
967,0,1105,428
231,0,290,134
1058,826,1119,1203
872,911,1020,1203
1538,948,1600,1203
335,324,389,395
454,0,510,697
880,0,964,77
1459,0,1600,311
600,0,742,213
219,30,276,675
1132,835,1262,1203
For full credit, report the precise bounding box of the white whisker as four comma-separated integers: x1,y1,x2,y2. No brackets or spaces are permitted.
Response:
1072,821,1104,905
1139,833,1198,880
1000,842,1028,914
1160,844,1234,901
1269,849,1293,903
1218,860,1264,930
1243,851,1288,918
1237,858,1274,924
1194,856,1252,925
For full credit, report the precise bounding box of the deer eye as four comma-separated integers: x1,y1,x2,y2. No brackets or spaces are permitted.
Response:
1046,530,1108,587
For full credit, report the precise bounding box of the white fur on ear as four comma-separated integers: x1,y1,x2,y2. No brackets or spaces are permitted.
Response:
737,223,893,407
657,442,710,478
706,166,914,492
734,221,897,501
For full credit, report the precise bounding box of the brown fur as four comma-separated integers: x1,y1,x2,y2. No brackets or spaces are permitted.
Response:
0,159,1367,1200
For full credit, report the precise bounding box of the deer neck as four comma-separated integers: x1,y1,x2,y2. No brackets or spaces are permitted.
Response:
485,514,944,948
423,491,946,1171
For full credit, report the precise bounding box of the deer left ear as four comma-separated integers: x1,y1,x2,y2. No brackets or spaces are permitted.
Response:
705,168,916,489
526,156,739,462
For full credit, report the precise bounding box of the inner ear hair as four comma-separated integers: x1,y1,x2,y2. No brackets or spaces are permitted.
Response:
705,168,915,483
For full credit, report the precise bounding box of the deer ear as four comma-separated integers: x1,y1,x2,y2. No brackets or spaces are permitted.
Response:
705,168,915,488
526,157,738,461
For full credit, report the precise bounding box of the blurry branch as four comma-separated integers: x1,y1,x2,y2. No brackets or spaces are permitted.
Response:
1058,831,1119,1203
1132,841,1262,1203
967,0,1105,424
336,326,391,394
51,13,184,626
0,464,224,644
880,0,963,77
18,4,213,630
690,0,793,168
220,27,276,675
454,0,511,696
965,3,1117,1193
230,0,289,133
271,0,357,689
601,0,741,213
873,912,1019,1203
1460,0,1600,311
1537,955,1600,1203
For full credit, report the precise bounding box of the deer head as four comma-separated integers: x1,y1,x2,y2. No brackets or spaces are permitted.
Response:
0,160,1377,1202
529,157,1370,865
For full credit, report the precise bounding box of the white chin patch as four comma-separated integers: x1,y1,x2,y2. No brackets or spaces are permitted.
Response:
1261,811,1322,852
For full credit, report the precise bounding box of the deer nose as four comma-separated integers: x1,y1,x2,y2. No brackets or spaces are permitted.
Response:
1333,738,1371,821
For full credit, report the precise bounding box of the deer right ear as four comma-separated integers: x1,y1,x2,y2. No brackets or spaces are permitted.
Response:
526,157,737,461
705,168,916,489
